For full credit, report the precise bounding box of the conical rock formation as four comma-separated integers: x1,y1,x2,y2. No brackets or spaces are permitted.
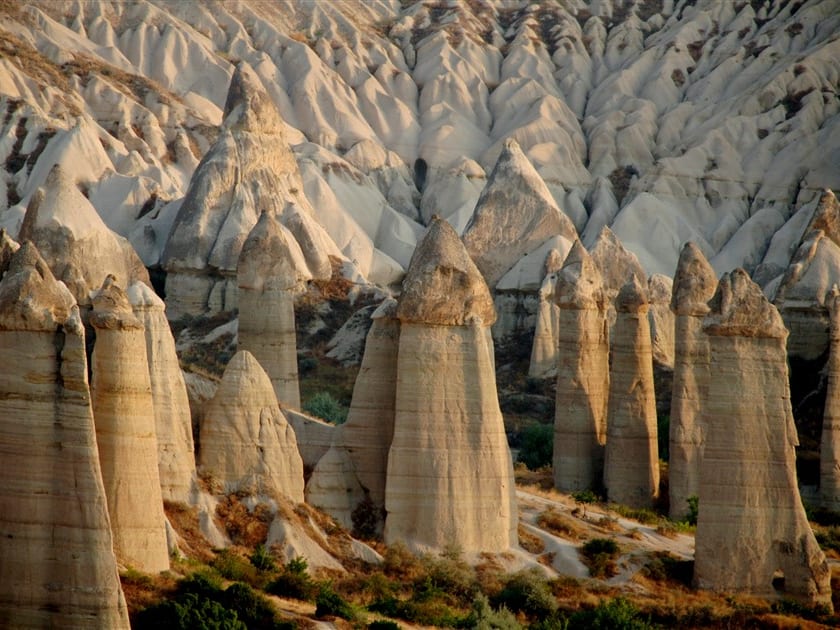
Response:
18,165,149,307
237,210,307,409
603,277,660,508
529,248,566,378
199,351,305,502
385,218,517,553
821,286,840,510
668,242,717,520
127,281,197,504
553,240,609,492
162,62,331,317
696,269,832,608
307,299,399,531
0,243,130,628
589,226,647,299
463,139,577,288
90,276,170,573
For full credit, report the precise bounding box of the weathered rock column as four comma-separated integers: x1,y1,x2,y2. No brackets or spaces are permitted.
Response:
199,350,305,502
603,277,660,508
822,287,840,510
237,211,308,409
695,269,832,609
384,217,517,554
0,243,130,628
529,249,565,379
307,299,400,530
128,281,197,504
90,276,170,573
668,243,717,520
553,241,609,492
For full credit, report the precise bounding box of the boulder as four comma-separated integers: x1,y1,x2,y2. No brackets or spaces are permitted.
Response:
385,218,517,553
90,276,170,573
0,243,130,628
553,240,609,492
668,243,717,520
603,277,660,508
199,351,305,502
695,269,832,609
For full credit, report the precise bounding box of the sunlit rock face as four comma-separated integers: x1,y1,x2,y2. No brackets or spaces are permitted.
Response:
529,248,566,379
90,276,170,574
603,277,660,509
821,287,840,511
384,217,517,554
668,242,717,521
0,243,130,628
695,269,832,610
552,240,609,493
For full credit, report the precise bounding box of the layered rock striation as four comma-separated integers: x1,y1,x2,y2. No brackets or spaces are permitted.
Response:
528,248,565,379
821,286,840,510
695,269,832,608
199,351,305,502
384,217,517,553
127,281,197,504
603,277,660,508
668,242,717,520
552,240,609,492
0,243,130,628
237,210,308,409
90,276,170,573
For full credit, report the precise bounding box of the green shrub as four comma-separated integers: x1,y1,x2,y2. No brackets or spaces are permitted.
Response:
685,495,699,526
640,552,693,586
579,538,620,579
212,549,259,585
221,582,285,630
467,593,523,629
267,557,318,602
491,568,557,619
249,544,277,573
303,391,348,424
517,423,553,470
568,597,656,629
571,490,600,504
352,495,383,539
134,593,246,630
315,584,356,621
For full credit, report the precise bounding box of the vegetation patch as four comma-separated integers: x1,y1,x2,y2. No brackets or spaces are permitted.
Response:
580,538,621,579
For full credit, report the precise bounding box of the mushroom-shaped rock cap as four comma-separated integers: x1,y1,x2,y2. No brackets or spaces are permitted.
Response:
554,240,604,310
616,275,649,313
648,274,673,304
0,228,20,276
670,242,717,316
238,211,309,291
223,62,284,135
90,275,143,331
590,226,646,294
808,189,840,246
544,248,565,276
397,216,496,326
371,297,398,320
0,241,77,332
703,268,788,339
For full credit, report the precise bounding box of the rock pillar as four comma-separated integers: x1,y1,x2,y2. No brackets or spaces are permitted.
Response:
822,287,840,510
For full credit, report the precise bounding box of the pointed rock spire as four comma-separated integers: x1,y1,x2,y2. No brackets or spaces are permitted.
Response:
463,138,577,287
589,226,647,298
696,269,832,609
671,241,718,316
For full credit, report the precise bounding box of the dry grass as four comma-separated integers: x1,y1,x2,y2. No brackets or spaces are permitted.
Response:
119,568,178,616
164,500,215,562
517,523,545,554
537,508,588,541
215,495,273,548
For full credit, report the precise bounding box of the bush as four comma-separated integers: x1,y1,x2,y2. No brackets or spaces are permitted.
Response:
303,391,348,424
352,495,383,539
134,593,246,630
249,544,277,573
267,557,318,602
571,490,600,504
579,538,620,579
212,549,259,585
315,584,356,621
221,582,284,630
468,593,523,629
517,423,553,470
491,568,557,619
567,597,656,629
685,495,699,526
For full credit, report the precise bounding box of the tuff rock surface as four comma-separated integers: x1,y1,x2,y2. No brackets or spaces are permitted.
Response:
528,248,566,379
90,276,170,573
0,243,130,628
821,286,840,510
603,277,660,508
696,269,832,608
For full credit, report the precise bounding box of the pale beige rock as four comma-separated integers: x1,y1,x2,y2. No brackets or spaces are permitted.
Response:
90,276,170,573
463,139,577,287
237,211,307,409
0,244,130,628
553,241,610,492
162,63,330,317
18,165,149,307
647,273,675,368
696,269,832,608
774,190,840,359
199,351,305,502
669,242,717,520
386,218,517,553
603,277,660,508
286,409,335,470
821,286,840,510
0,228,20,276
127,282,197,504
589,226,647,299
528,249,566,379
307,299,399,530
